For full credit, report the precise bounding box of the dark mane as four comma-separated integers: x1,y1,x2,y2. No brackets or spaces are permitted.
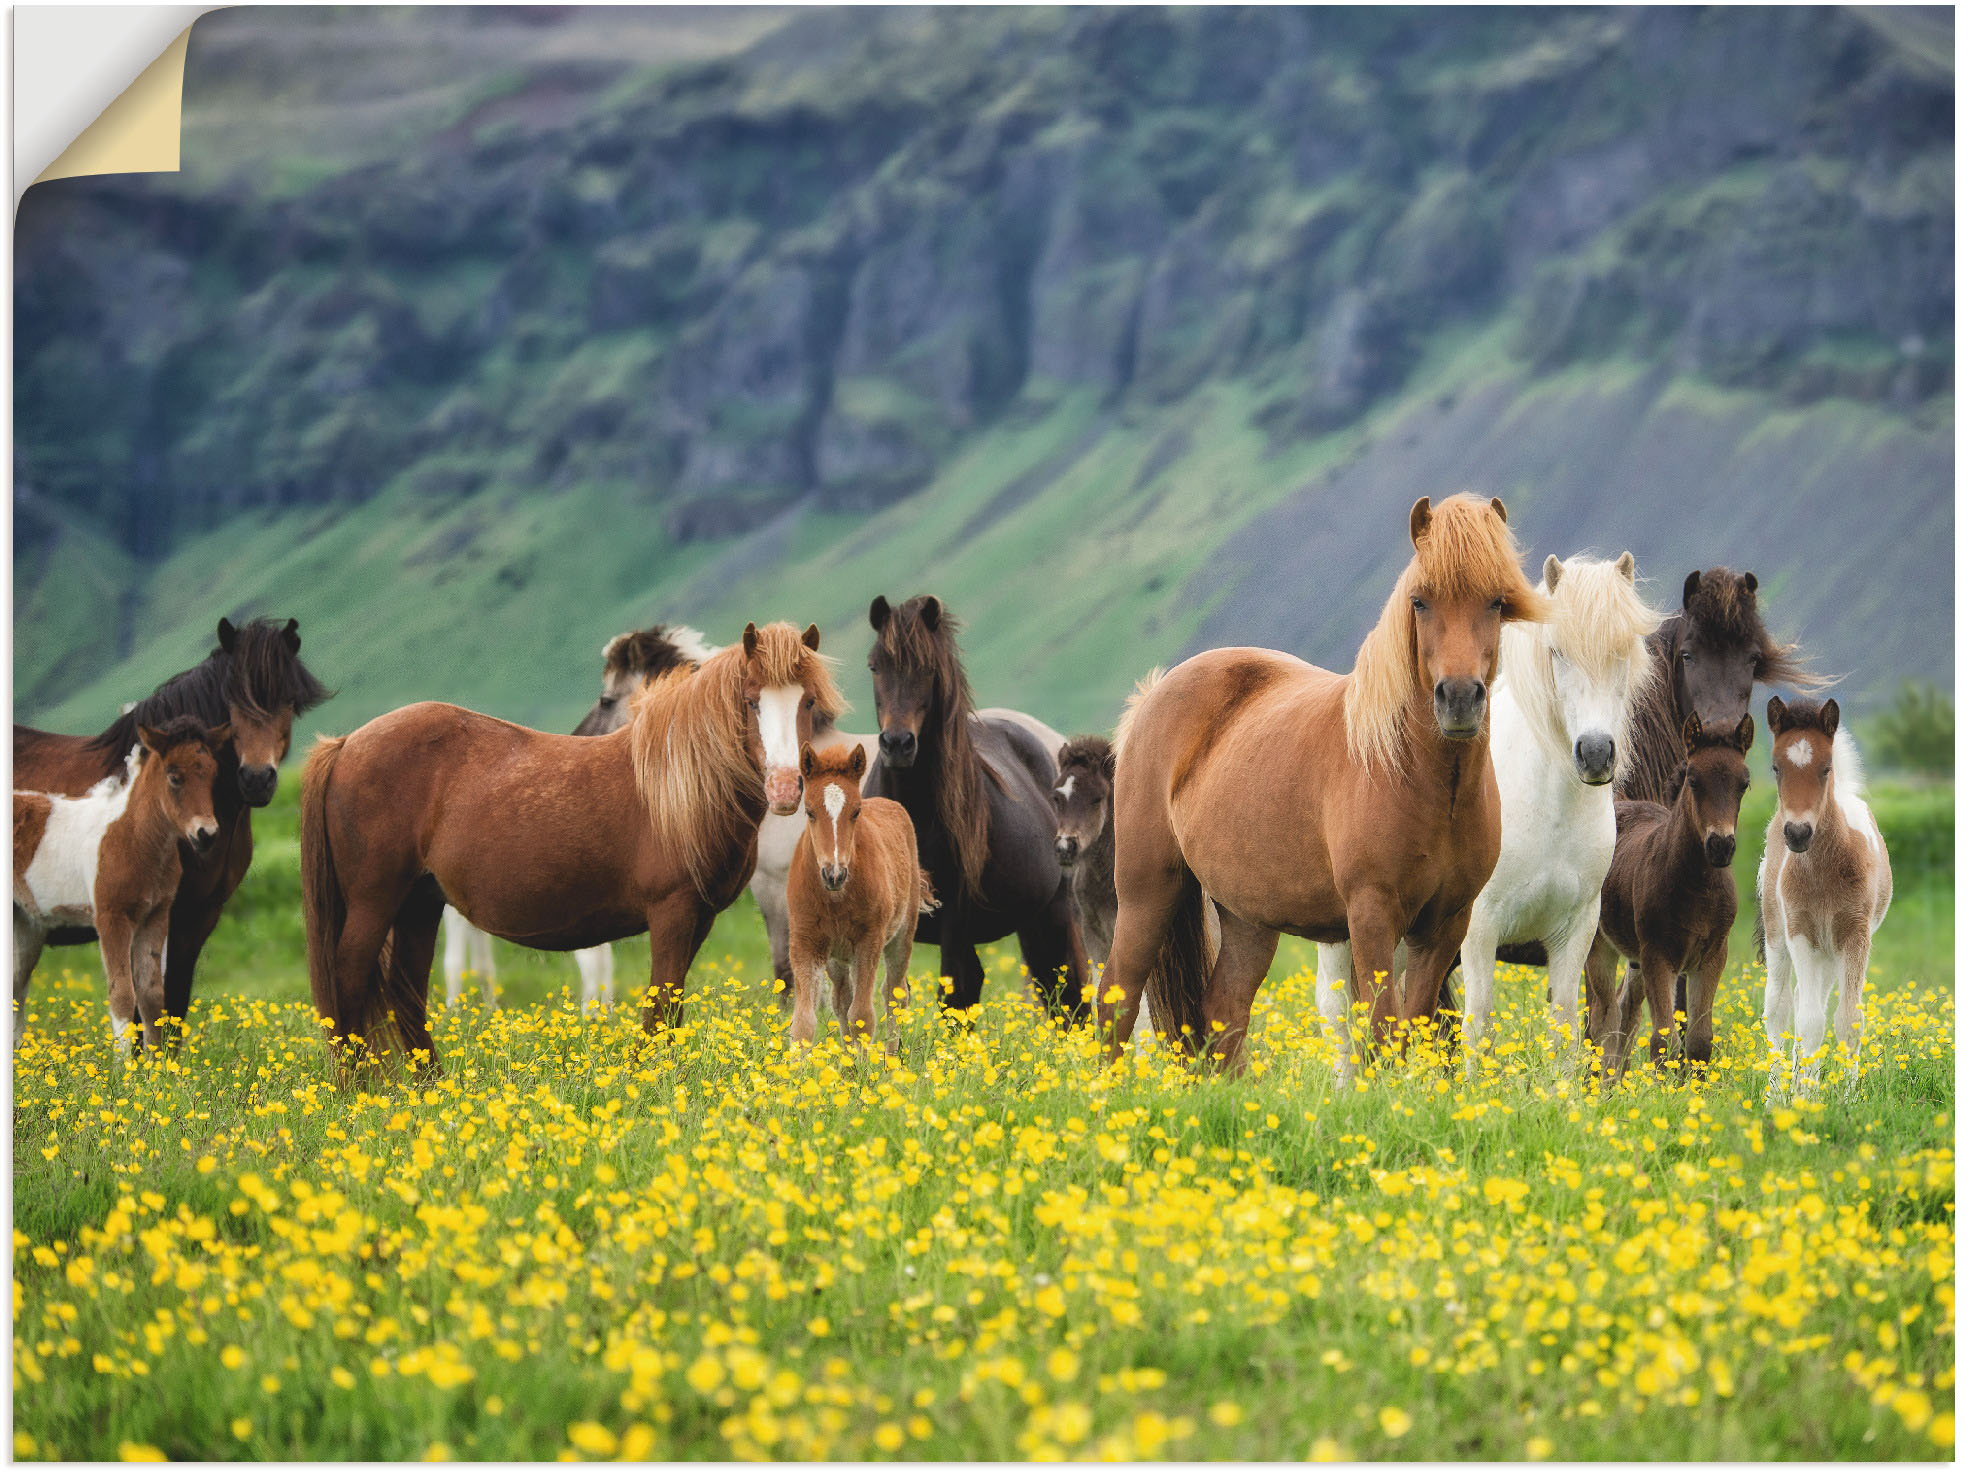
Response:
1621,568,1820,804
877,596,988,900
1057,735,1113,783
605,625,701,682
141,713,229,757
86,618,331,759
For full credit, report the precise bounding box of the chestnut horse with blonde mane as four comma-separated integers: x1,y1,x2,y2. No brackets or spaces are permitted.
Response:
1098,494,1548,1070
301,622,842,1069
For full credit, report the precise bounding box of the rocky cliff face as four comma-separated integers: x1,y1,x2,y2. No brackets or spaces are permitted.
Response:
13,6,1953,724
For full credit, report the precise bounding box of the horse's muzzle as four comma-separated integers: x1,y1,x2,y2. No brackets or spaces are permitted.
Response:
188,824,220,854
1055,836,1079,870
764,768,802,815
1573,732,1616,786
1783,821,1815,853
1433,678,1487,740
878,729,917,767
1705,832,1737,868
820,865,849,892
238,765,278,807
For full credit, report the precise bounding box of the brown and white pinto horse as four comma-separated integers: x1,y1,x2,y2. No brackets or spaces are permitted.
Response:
300,622,841,1070
13,617,332,1031
1758,697,1892,1096
785,743,936,1049
1100,494,1548,1070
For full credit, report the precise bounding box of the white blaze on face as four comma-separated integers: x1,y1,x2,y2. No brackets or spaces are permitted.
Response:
823,781,847,869
758,685,804,812
1057,775,1075,802
1786,738,1814,768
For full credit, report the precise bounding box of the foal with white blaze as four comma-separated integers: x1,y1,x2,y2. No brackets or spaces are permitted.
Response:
1759,696,1892,1094
785,743,935,1048
1458,552,1662,1059
14,717,230,1050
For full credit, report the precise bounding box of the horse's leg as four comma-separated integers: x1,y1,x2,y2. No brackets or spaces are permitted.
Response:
1762,925,1798,1099
880,927,912,1053
384,884,445,1074
132,906,172,1053
576,947,610,1016
751,876,796,1005
1197,908,1280,1074
1681,945,1727,1079
159,889,223,1048
1544,900,1600,1059
1636,952,1678,1073
1790,942,1835,1094
1833,930,1869,1067
786,934,824,1047
1610,957,1651,1081
1016,889,1090,1023
1581,933,1621,1054
1457,909,1502,1069
1399,914,1470,1069
826,956,852,1028
640,891,711,1033
96,907,141,1056
472,925,497,1003
1315,942,1357,1085
441,909,468,1007
846,939,882,1044
942,939,987,1015
1344,889,1404,1062
13,916,44,1050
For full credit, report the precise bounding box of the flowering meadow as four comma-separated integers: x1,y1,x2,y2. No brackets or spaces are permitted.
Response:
10,943,1955,1461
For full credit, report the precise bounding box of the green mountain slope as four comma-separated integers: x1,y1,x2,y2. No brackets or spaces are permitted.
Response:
15,6,1952,736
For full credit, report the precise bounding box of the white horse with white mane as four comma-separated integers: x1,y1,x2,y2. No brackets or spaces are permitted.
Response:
1317,551,1662,1076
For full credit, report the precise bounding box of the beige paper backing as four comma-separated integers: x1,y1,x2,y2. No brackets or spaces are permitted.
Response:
34,24,193,186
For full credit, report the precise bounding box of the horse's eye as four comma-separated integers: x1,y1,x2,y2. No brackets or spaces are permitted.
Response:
1489,598,1505,613
168,772,183,789
599,695,617,708
1679,650,1692,662
1410,597,1427,613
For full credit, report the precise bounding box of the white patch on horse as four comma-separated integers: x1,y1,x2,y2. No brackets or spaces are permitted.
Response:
758,685,804,772
823,781,846,867
1057,775,1075,801
669,625,721,665
1786,738,1814,768
20,767,139,923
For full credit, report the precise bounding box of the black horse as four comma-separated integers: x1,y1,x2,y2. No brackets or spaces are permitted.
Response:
14,617,333,1030
864,595,1088,1019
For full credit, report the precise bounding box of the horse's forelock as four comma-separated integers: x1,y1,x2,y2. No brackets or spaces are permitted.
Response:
220,617,332,719
745,621,846,724
1684,568,1825,692
1410,494,1549,622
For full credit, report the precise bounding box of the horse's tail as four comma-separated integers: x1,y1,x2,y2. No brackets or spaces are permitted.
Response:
1144,874,1216,1054
917,869,940,915
300,735,356,1043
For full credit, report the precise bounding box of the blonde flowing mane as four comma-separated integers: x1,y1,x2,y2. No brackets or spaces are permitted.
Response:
1345,495,1548,771
1112,667,1166,759
629,621,844,898
1498,553,1664,783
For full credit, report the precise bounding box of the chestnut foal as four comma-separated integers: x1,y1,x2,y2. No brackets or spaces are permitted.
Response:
14,717,230,1051
1758,697,1892,1095
1587,713,1754,1079
786,743,935,1048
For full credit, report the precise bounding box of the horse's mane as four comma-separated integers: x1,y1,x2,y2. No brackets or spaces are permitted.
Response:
86,618,331,758
1112,668,1165,759
1345,496,1548,772
1499,554,1663,784
876,597,988,900
1683,568,1821,691
628,621,843,899
1056,734,1114,783
602,623,717,682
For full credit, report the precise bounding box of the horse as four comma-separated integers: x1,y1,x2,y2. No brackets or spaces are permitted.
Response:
12,617,332,1032
1098,494,1549,1073
1586,713,1755,1080
439,621,717,1012
1452,551,1663,1062
1758,697,1892,1097
1052,736,1119,965
15,717,230,1051
300,622,841,1072
785,742,936,1049
864,594,1089,1019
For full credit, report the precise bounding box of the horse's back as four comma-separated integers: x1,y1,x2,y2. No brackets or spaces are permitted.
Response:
13,725,114,799
1125,647,1341,805
974,712,1061,793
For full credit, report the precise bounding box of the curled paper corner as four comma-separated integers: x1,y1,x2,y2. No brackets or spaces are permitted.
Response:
17,6,212,201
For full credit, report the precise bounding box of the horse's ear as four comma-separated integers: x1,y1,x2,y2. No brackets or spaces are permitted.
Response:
1682,571,1702,610
920,596,942,632
1542,554,1562,591
846,744,867,781
282,618,301,653
1680,713,1703,751
1408,497,1432,547
1489,496,1508,525
799,743,817,778
1742,571,1759,597
1766,694,1788,732
137,725,167,754
800,623,821,652
1819,699,1839,737
217,617,238,652
868,596,891,632
1732,714,1756,754
742,622,760,659
1615,551,1635,582
206,723,233,749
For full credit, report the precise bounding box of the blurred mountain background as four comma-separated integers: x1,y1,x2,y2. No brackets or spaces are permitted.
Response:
14,5,1953,741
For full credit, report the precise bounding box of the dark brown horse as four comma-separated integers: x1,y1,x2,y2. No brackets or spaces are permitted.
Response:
1587,713,1754,1079
864,596,1089,1019
1101,495,1548,1073
1051,736,1118,966
301,622,841,1071
13,617,332,1029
